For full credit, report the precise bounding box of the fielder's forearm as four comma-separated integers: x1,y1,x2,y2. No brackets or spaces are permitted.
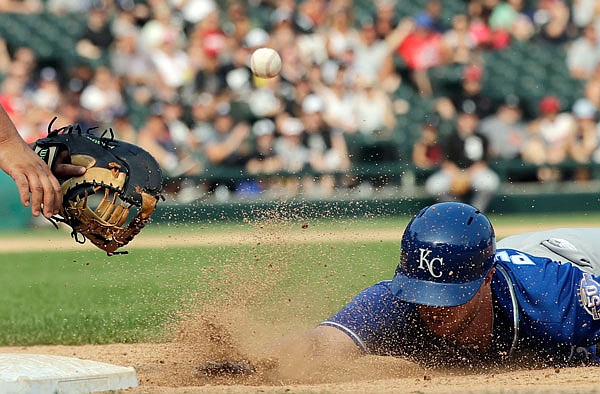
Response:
0,105,22,145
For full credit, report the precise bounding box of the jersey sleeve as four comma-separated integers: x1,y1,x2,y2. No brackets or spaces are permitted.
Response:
496,248,600,362
319,280,418,354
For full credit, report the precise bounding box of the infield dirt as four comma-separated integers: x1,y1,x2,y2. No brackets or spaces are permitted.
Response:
2,218,600,393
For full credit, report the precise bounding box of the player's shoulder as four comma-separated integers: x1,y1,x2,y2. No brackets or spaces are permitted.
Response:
356,280,395,299
495,248,553,267
340,280,408,314
494,247,586,282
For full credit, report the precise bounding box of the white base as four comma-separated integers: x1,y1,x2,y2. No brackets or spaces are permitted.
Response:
0,353,138,394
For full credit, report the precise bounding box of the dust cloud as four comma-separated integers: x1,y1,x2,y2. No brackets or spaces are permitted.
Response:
151,207,425,387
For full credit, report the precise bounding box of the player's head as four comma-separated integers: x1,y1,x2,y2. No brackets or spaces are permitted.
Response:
390,202,496,307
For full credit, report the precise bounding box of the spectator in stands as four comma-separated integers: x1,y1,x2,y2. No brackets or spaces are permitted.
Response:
204,102,250,168
273,116,310,197
10,46,36,76
270,0,300,33
0,74,28,137
246,118,282,175
486,0,529,49
46,0,92,14
395,12,449,95
270,9,304,84
139,2,185,52
110,3,139,38
510,13,536,42
442,14,477,65
520,124,548,171
112,111,138,144
585,64,600,110
0,39,12,77
190,92,216,145
189,13,230,97
175,0,217,28
530,95,575,164
424,102,500,212
230,120,276,201
222,40,253,100
316,66,358,134
478,94,527,161
162,100,200,161
109,27,153,87
352,15,398,91
464,1,509,50
412,117,443,170
8,0,600,206
64,60,93,96
302,94,350,167
137,111,198,178
302,93,350,197
5,60,34,97
13,66,50,144
324,6,358,62
332,10,405,93
354,75,396,140
568,98,600,180
297,0,328,32
436,63,498,120
428,0,449,32
522,95,576,182
223,1,252,45
571,0,600,30
282,76,311,118
161,98,208,203
31,67,61,113
374,0,399,40
532,0,571,44
274,116,309,173
566,23,600,80
465,1,494,49
79,66,125,123
247,81,284,122
294,11,328,66
55,99,85,131
422,0,447,33
76,7,114,62
0,0,42,13
149,30,192,101
489,0,522,31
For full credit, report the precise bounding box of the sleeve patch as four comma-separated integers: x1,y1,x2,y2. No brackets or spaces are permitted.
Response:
579,273,600,320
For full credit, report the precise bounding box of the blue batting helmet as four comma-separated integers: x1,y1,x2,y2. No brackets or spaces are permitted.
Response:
390,202,496,307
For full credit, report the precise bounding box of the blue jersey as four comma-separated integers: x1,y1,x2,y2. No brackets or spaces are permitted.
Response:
321,248,600,366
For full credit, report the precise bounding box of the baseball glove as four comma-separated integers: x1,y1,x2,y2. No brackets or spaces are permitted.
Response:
34,117,163,255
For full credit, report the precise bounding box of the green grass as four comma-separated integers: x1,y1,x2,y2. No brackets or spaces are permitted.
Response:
0,238,396,346
0,248,205,345
2,211,600,346
4,211,600,240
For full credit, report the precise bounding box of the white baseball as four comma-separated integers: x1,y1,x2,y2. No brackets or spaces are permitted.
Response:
250,47,282,79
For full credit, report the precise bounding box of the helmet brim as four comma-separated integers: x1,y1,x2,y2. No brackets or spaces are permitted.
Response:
389,272,484,307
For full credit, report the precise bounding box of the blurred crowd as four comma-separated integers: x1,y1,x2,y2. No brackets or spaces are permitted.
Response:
1,0,600,207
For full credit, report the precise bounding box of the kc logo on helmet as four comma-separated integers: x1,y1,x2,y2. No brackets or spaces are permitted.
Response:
418,248,444,278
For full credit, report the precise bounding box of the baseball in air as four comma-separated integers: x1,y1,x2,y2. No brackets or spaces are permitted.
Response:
250,47,282,78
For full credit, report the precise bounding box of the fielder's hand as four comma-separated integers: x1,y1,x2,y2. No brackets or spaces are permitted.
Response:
0,134,84,218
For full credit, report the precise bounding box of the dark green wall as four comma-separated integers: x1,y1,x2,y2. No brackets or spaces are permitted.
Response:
152,192,600,224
